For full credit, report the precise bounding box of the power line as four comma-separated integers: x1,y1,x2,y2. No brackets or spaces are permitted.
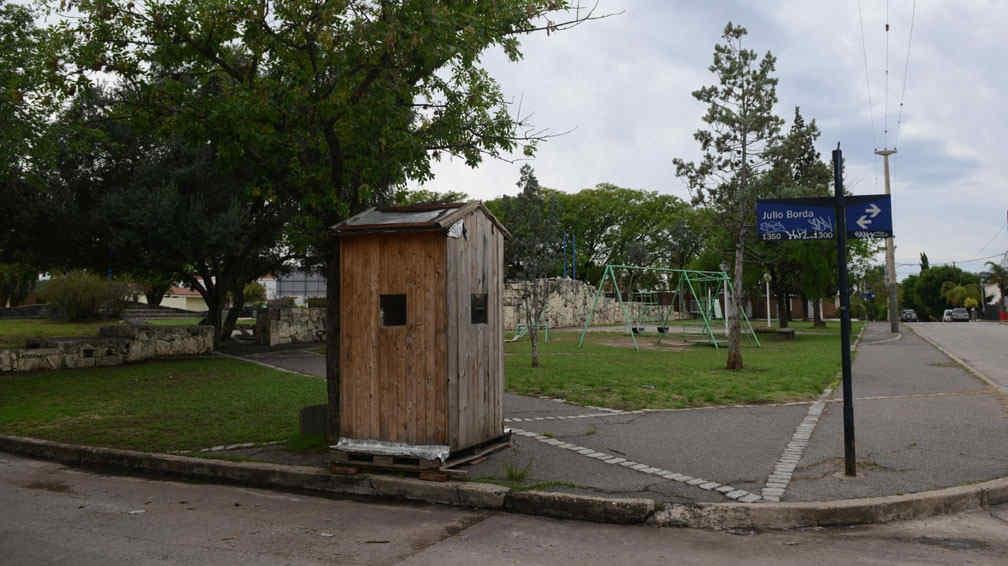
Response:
894,0,917,149
895,253,1004,267
857,0,879,188
883,0,890,147
978,226,1006,255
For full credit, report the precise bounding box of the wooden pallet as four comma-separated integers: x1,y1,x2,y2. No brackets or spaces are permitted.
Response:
330,432,511,481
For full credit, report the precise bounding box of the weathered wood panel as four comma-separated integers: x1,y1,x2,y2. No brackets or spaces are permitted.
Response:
339,232,447,445
446,210,505,450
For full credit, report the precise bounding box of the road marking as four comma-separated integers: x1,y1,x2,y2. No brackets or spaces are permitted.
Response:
214,351,320,378
510,427,762,503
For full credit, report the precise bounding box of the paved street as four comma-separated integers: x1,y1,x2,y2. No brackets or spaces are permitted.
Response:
910,322,1008,390
3,452,1008,565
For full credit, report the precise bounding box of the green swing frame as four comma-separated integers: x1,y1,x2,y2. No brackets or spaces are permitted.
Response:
577,264,760,351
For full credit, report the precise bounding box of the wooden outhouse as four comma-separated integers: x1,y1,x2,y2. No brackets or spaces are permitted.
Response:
332,202,508,464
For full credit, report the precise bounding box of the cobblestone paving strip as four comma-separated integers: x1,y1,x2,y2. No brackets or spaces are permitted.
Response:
509,427,763,503
760,387,833,502
504,400,814,424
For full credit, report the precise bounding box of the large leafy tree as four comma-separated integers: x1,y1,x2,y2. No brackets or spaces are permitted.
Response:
58,0,603,437
0,3,60,264
912,265,979,321
674,23,783,369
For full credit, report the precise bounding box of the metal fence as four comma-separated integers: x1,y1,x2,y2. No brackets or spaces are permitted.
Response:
275,271,327,300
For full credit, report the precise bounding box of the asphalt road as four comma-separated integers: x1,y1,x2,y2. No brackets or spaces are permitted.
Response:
909,322,1008,390
4,453,1008,565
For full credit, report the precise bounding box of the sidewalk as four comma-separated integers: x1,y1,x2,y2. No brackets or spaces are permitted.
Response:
236,324,1008,505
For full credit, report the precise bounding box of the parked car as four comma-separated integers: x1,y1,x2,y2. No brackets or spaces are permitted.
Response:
950,307,970,322
942,309,953,322
900,309,918,322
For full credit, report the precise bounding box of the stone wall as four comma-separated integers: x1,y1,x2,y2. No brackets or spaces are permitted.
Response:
0,324,214,373
256,306,327,347
503,278,631,330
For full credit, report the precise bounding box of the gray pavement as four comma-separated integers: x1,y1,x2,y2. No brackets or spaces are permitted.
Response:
4,452,1008,565
789,324,1008,500
910,322,1008,390
234,347,326,377
234,323,1008,504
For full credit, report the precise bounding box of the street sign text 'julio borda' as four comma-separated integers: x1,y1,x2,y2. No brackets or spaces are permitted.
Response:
756,194,893,241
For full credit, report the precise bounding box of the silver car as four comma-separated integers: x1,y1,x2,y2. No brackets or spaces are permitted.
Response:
950,307,970,322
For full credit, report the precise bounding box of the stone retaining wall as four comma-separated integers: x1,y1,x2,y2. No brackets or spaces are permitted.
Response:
0,324,214,373
256,307,326,347
503,278,630,330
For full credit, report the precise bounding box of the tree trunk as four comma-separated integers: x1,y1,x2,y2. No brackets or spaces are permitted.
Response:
726,231,745,370
144,286,168,308
801,293,810,321
325,242,341,443
813,297,826,327
776,291,789,329
221,283,245,340
529,326,540,368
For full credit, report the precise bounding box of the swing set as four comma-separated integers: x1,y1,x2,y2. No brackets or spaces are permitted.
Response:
577,264,760,351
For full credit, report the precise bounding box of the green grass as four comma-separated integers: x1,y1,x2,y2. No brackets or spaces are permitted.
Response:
0,357,326,452
0,319,118,349
505,323,862,410
144,317,203,327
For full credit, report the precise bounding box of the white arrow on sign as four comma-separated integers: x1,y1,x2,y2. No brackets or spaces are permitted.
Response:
856,215,872,230
865,203,881,218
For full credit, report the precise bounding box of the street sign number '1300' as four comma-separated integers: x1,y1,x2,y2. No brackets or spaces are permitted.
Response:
757,194,893,241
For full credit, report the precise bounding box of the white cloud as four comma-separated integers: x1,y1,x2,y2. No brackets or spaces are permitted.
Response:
419,1,1008,276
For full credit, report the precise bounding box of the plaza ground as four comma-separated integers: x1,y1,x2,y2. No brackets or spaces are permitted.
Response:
2,320,1006,506
221,321,1008,505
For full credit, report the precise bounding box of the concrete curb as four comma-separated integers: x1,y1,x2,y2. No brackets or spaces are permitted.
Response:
3,433,1006,530
651,476,1008,529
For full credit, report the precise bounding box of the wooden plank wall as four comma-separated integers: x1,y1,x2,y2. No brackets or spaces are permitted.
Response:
339,232,448,446
446,210,505,450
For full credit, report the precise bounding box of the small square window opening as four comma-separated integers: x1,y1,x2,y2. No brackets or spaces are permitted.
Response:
380,294,407,326
471,293,488,324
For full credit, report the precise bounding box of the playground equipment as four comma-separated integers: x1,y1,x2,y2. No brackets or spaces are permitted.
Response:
577,264,760,351
510,320,551,343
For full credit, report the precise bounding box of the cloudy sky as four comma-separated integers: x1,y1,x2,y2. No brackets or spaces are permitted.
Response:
420,1,1008,280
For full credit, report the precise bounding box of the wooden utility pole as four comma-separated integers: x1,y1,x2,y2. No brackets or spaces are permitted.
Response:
875,148,899,333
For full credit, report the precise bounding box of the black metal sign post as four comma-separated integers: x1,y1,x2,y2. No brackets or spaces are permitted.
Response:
756,144,894,478
832,146,856,477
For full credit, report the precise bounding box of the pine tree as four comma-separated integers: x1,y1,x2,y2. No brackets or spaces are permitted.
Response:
674,23,783,370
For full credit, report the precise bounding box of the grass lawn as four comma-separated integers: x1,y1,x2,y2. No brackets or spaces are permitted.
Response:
505,322,863,410
144,317,255,327
0,319,117,349
0,357,325,452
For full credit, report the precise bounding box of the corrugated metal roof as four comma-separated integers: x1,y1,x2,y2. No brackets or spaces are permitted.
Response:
333,201,510,238
342,207,454,227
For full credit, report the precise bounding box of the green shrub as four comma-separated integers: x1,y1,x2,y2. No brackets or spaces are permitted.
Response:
243,281,267,305
36,271,130,321
307,297,327,308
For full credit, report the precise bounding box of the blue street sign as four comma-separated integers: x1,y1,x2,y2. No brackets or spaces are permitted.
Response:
757,198,836,241
757,194,893,241
844,194,893,239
